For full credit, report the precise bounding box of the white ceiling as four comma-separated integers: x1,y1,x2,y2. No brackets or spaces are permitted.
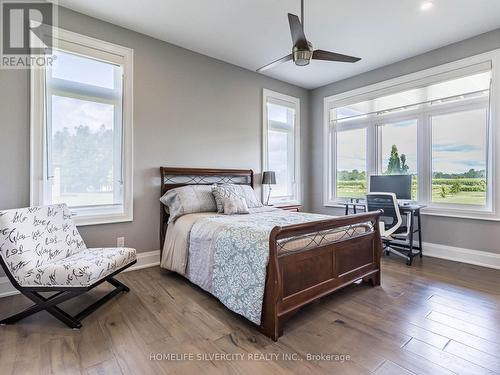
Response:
57,0,500,89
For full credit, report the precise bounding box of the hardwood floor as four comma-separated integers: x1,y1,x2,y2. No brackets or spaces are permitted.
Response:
1,256,499,374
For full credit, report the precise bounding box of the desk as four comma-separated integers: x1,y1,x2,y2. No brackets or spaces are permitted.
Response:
342,199,425,265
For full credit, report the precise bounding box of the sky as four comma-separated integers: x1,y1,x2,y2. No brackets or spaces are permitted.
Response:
51,95,114,134
337,127,366,172
49,49,121,135
432,108,487,173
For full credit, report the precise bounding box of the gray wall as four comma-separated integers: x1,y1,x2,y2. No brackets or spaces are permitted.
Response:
308,28,500,254
0,7,309,254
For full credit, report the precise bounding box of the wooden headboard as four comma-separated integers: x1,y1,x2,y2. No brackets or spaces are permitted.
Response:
159,167,254,247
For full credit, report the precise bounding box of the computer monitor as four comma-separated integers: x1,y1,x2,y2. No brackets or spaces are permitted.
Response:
369,175,412,200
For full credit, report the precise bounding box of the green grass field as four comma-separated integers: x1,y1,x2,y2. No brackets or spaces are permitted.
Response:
337,177,486,205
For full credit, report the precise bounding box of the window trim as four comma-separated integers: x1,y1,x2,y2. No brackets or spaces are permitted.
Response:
30,27,134,226
262,89,301,205
323,49,500,221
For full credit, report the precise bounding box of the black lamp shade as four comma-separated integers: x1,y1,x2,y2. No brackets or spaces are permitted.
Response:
262,171,276,185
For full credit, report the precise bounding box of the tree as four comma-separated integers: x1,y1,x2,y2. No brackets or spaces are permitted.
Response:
386,145,401,174
385,144,410,175
52,125,114,193
400,154,409,174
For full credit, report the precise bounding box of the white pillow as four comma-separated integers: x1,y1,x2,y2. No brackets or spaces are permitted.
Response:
223,196,250,215
160,185,217,222
211,184,263,213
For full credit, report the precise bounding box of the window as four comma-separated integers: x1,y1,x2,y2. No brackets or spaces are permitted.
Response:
31,29,133,225
431,108,488,206
379,119,418,200
263,89,300,204
336,127,367,199
324,52,499,220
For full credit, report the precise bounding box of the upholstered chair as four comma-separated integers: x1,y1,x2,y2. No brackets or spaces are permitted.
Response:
0,203,136,328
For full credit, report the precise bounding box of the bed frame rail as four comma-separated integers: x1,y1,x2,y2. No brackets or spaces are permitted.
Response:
260,210,383,340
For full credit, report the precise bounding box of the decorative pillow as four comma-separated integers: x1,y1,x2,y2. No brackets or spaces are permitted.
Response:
211,184,263,213
160,185,217,222
223,196,250,215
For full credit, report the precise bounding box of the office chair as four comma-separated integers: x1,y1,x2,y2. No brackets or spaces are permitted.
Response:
366,193,412,265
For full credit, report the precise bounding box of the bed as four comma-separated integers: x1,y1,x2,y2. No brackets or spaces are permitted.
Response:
159,167,383,341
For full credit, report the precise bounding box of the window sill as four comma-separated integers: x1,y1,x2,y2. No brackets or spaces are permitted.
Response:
73,213,133,226
420,207,500,222
324,201,356,209
324,201,500,221
69,205,133,226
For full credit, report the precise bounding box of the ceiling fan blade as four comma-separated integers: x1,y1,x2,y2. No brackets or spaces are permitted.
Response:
257,54,293,72
312,49,361,63
288,13,308,49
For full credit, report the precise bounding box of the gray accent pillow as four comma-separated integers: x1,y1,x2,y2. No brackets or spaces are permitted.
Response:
160,185,217,222
211,184,263,213
223,196,250,215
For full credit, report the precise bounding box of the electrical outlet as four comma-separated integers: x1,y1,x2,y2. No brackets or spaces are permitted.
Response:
117,237,125,247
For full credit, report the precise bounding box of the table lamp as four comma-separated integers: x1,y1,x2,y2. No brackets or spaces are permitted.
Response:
262,171,276,206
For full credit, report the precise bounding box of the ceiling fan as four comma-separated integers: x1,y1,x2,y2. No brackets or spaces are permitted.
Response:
257,0,361,72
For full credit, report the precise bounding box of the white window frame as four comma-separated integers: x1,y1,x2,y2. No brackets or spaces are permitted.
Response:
30,28,134,226
262,89,301,205
324,49,500,221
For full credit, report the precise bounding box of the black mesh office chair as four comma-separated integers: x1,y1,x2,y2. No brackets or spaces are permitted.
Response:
366,193,412,264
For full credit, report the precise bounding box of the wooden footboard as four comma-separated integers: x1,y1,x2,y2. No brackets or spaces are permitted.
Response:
260,210,383,341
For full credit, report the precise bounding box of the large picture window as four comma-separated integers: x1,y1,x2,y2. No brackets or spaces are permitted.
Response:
31,29,134,225
263,89,300,205
324,54,498,219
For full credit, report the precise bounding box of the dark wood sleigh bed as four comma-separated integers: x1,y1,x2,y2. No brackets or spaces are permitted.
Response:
160,167,383,341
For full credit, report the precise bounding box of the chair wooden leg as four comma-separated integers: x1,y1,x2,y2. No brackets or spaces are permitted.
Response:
45,306,82,329
1,279,130,329
107,277,130,292
74,278,129,322
0,290,81,326
0,262,135,329
0,304,44,325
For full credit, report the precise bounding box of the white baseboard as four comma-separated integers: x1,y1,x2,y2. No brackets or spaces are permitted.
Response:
0,249,161,299
126,249,161,272
0,277,20,298
423,242,500,270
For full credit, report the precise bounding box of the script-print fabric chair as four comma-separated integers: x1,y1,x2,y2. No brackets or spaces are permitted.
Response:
0,204,136,328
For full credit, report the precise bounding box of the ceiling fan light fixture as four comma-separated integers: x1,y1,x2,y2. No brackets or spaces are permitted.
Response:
293,44,313,67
